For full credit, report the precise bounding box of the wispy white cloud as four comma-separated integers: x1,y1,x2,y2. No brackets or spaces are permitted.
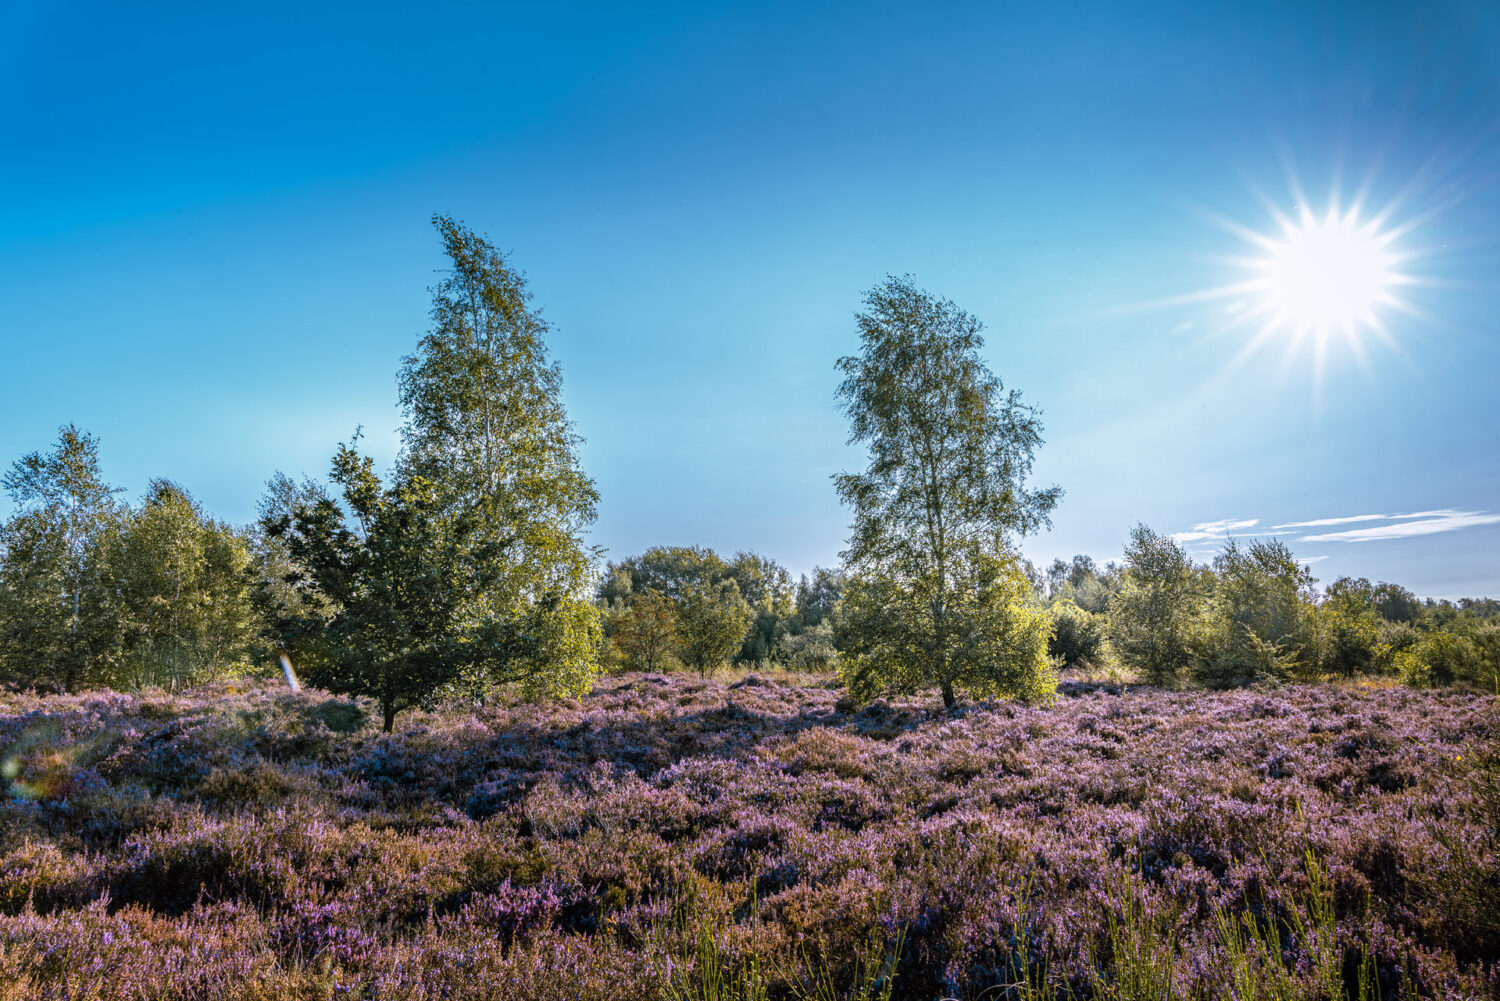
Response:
1270,510,1454,531
1271,514,1390,530
1171,518,1258,544
1303,510,1500,543
1297,555,1331,565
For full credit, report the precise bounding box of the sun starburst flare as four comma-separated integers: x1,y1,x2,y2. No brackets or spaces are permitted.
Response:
1109,177,1440,389
1200,187,1428,381
1253,204,1399,336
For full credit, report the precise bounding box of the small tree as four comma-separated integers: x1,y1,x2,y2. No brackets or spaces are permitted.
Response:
1319,577,1382,678
1110,525,1207,687
250,472,336,674
111,480,259,689
777,621,839,671
675,579,754,677
614,588,678,672
1049,600,1107,670
841,549,1054,706
1202,538,1318,687
794,567,845,629
267,440,485,731
0,426,125,691
600,545,730,604
399,215,602,697
834,276,1061,709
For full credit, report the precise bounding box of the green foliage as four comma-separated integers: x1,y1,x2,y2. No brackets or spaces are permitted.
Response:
1318,577,1382,678
1395,626,1499,692
250,472,335,670
1373,582,1422,624
610,588,679,672
1048,600,1107,670
108,480,260,690
398,214,601,696
0,426,126,691
722,551,795,615
1,430,264,693
1201,538,1319,687
676,580,755,677
265,440,494,730
776,621,839,671
600,546,728,604
1110,526,1209,687
1045,555,1123,616
793,567,845,630
1467,624,1500,694
840,549,1055,707
600,546,799,665
833,276,1060,709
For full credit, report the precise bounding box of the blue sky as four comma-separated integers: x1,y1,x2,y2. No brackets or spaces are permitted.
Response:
2,1,1498,597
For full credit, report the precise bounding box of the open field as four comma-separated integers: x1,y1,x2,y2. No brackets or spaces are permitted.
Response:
0,675,1495,999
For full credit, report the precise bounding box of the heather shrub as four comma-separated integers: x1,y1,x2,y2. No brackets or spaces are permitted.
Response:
1,677,1496,999
1428,722,1500,967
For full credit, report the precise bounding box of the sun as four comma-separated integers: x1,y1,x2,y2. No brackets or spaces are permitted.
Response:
1178,184,1431,379
1252,205,1398,336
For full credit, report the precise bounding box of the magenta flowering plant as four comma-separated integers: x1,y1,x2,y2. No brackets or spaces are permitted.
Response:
0,675,1494,998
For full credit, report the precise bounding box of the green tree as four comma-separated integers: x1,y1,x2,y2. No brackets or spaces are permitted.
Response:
840,549,1055,705
833,276,1060,709
776,620,839,670
597,546,792,663
1319,576,1382,678
726,552,795,662
1110,525,1208,687
600,546,730,604
675,579,754,677
1049,600,1107,670
1373,582,1422,624
250,472,336,674
1202,538,1318,687
0,426,125,691
110,480,259,689
398,215,602,695
267,440,498,731
613,588,678,672
794,567,845,630
1045,554,1121,614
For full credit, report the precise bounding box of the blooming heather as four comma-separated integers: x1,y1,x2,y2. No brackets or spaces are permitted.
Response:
0,676,1494,999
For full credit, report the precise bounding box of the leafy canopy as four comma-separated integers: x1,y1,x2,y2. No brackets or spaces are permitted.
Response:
675,579,755,677
834,276,1059,708
265,439,490,731
1110,525,1209,688
399,214,601,694
0,426,126,691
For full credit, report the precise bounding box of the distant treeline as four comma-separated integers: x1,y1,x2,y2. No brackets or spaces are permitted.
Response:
591,533,1499,694
1,222,1495,726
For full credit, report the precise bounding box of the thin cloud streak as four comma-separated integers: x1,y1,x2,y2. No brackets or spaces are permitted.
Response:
1171,518,1258,543
1270,510,1457,530
1303,510,1500,542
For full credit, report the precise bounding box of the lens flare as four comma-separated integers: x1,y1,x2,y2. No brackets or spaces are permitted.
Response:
1128,178,1436,388
1256,205,1397,336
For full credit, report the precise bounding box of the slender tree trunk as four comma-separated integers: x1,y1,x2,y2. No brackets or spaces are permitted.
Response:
383,700,397,733
941,679,956,709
